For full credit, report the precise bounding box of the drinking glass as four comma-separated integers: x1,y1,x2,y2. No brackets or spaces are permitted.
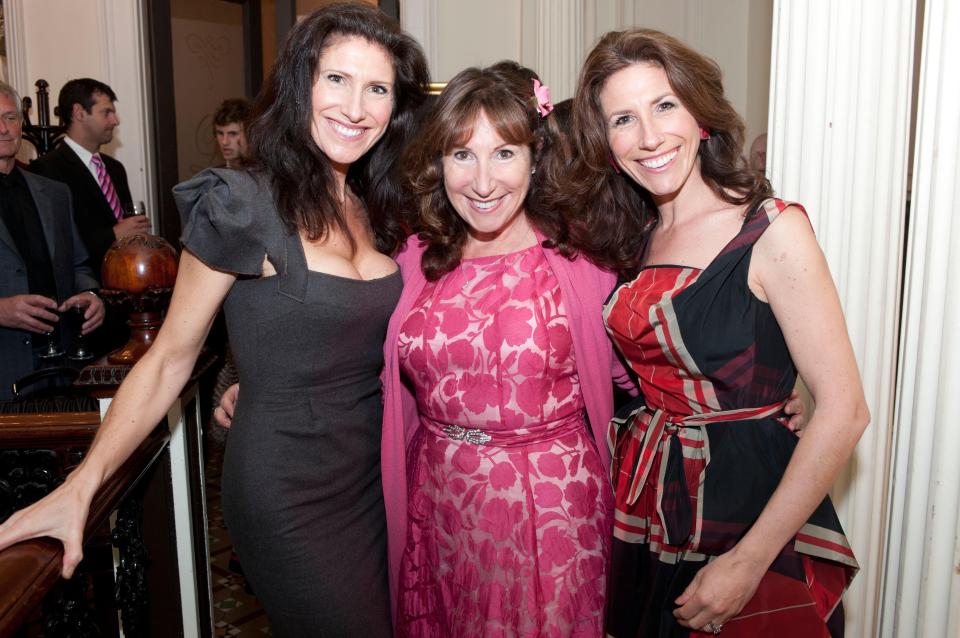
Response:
67,304,94,362
37,306,64,360
123,201,146,218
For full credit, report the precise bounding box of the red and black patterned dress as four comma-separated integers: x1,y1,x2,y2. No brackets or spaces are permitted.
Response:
603,199,858,637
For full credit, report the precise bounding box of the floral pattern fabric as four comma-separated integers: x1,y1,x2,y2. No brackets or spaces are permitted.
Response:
396,246,612,637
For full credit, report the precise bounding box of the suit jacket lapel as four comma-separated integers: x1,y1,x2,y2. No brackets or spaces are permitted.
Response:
23,171,59,265
61,145,111,212
0,212,23,264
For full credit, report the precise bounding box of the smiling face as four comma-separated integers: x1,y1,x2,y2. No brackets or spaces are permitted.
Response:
0,93,23,172
309,35,395,176
442,111,534,252
600,62,705,206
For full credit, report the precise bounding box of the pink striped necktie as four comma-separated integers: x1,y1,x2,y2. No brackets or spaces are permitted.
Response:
91,153,124,220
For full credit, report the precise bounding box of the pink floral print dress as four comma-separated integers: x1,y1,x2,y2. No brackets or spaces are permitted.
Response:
395,245,612,637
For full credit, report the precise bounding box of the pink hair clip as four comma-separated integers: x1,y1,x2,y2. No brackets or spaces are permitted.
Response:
533,79,554,117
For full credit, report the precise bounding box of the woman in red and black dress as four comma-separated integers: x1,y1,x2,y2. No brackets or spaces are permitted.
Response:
560,29,869,637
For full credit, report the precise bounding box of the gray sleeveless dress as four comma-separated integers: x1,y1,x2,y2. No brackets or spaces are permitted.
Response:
175,169,399,637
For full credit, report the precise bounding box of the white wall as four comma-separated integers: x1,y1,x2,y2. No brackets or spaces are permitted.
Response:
403,0,773,145
170,0,245,181
436,0,525,82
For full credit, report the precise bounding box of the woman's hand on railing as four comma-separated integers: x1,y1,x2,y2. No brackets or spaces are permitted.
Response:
0,472,98,578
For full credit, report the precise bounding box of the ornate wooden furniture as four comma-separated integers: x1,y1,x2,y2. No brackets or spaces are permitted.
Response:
20,80,65,157
99,234,179,365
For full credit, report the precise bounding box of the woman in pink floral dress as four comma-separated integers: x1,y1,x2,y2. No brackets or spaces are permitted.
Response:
380,62,632,637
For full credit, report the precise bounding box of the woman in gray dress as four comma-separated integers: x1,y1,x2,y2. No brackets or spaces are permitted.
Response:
0,4,428,636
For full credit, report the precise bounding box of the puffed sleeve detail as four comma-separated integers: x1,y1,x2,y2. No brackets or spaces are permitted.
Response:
174,168,271,276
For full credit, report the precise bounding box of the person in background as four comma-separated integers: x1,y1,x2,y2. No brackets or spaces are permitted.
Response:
0,81,104,400
562,28,867,637
213,98,252,169
0,4,429,636
29,78,150,280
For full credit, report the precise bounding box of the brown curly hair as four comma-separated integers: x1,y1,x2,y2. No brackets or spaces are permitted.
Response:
554,28,772,278
212,98,252,129
403,61,571,280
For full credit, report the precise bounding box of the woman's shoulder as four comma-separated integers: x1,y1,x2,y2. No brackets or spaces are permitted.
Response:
540,239,617,286
175,168,277,276
753,197,808,224
175,169,277,230
395,234,428,280
174,168,270,209
397,234,428,257
751,197,819,276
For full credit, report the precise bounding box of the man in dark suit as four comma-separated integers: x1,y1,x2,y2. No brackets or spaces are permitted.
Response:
0,82,104,400
28,78,150,281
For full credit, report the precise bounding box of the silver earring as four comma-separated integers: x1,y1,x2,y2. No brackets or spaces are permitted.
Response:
531,167,537,175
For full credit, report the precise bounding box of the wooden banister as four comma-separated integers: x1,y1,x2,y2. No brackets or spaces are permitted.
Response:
0,423,169,637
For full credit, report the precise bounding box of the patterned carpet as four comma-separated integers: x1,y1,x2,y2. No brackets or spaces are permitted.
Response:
206,443,273,636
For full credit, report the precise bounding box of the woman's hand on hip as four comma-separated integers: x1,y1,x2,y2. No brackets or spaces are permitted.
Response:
214,383,239,428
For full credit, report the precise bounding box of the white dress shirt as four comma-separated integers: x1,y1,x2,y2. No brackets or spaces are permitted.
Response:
62,135,99,182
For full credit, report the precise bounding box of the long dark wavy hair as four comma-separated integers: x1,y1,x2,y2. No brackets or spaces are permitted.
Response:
246,3,428,255
403,61,570,280
555,28,773,278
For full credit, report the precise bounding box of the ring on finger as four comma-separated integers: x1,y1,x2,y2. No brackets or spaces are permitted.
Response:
707,622,724,635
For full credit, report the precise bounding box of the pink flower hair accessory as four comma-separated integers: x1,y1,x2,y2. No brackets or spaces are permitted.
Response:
533,79,554,118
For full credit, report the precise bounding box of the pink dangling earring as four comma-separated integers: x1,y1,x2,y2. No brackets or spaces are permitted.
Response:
699,127,711,140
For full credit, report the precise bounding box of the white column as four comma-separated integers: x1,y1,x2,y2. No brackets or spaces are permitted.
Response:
166,385,210,638
96,0,158,225
767,1,915,635
520,0,587,101
399,0,440,81
2,0,29,95
880,0,960,635
4,0,35,167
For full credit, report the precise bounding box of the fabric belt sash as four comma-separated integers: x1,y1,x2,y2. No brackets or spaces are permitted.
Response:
614,400,788,546
421,411,587,448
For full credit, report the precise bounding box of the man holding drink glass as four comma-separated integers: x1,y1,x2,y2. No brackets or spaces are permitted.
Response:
28,78,150,281
0,82,104,401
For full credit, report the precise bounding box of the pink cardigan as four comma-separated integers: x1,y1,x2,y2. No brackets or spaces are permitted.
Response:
380,234,633,611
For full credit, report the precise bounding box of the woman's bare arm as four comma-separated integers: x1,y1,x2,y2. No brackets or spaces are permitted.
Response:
0,251,236,577
674,207,869,630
